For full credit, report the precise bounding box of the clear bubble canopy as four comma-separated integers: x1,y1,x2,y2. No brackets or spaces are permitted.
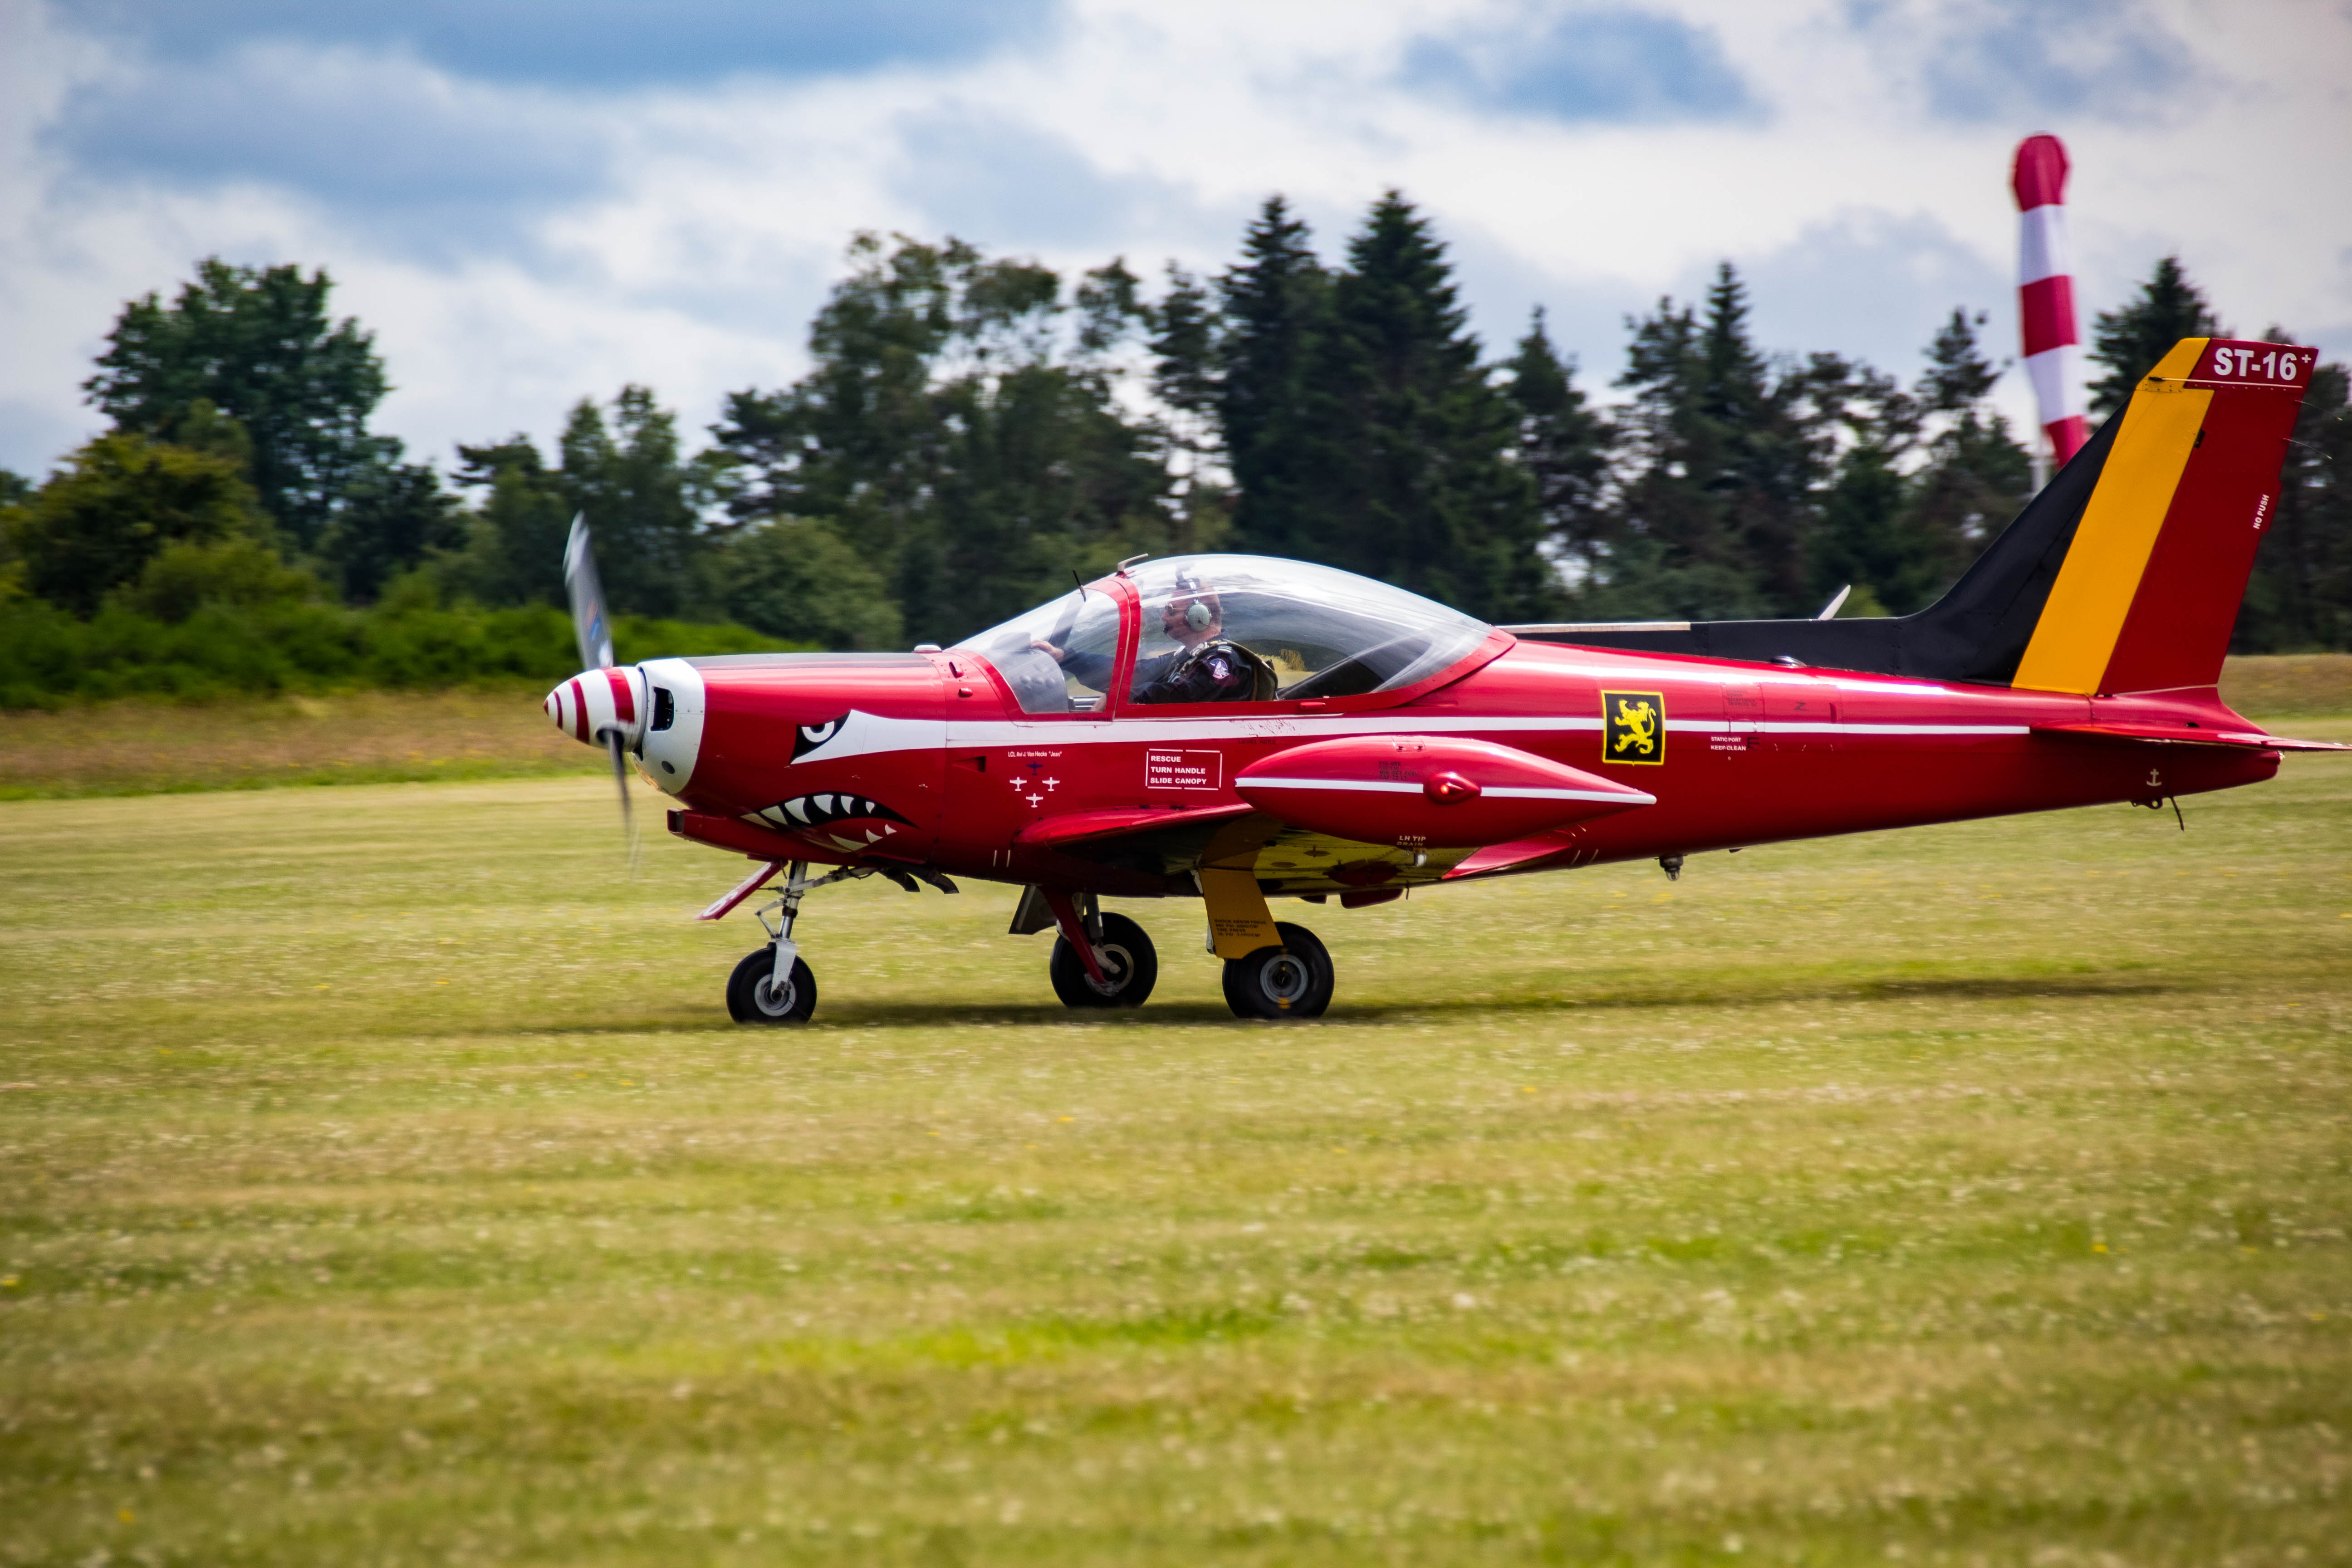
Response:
954,554,1494,713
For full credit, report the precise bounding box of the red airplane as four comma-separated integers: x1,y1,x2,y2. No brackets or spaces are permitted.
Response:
545,336,2342,1022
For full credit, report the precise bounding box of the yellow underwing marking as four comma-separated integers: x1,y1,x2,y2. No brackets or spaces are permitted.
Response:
2013,338,2211,695
1197,867,1280,960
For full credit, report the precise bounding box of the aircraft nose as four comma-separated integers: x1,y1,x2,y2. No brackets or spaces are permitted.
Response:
545,668,646,750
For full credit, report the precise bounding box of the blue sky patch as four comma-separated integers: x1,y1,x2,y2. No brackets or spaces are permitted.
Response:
52,0,1063,88
1400,8,1760,125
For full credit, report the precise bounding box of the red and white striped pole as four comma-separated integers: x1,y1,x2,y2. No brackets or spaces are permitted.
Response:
2012,133,2087,466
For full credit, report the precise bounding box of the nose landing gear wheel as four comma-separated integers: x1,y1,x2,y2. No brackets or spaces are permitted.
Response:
1222,921,1333,1020
1049,912,1158,1008
727,946,817,1023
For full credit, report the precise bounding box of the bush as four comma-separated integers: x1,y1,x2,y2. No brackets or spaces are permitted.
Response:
0,597,808,710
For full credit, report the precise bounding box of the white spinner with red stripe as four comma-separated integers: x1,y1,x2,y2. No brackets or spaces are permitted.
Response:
545,665,648,751
2013,133,2088,466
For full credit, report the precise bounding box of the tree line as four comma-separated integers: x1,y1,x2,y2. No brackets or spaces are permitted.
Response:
4,194,2347,701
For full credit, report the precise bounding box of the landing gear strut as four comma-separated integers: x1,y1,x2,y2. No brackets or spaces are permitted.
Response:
725,860,845,1024
1024,888,1158,1009
1049,911,1159,1008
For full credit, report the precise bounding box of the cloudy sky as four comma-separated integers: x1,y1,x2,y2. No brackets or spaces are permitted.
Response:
3,0,2347,479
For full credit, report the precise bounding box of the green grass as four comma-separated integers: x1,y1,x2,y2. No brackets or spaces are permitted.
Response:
0,686,600,800
2,732,2349,1564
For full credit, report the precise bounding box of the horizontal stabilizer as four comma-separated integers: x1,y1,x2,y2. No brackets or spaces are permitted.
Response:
2032,722,2352,753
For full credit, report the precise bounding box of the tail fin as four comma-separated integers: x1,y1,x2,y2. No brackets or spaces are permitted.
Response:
1509,336,2318,692
2009,337,2316,696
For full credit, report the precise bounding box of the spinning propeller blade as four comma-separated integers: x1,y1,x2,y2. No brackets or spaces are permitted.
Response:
563,515,638,870
563,514,614,673
606,730,639,872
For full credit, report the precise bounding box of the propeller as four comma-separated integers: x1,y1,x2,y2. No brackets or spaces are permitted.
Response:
564,514,639,869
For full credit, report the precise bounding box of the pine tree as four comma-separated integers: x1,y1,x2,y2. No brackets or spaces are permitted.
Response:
1504,309,1608,586
1147,264,1229,554
2236,339,2352,652
1280,192,1546,619
1596,266,1810,619
1217,197,1328,559
1803,353,1924,613
2089,256,2224,417
1901,309,2032,610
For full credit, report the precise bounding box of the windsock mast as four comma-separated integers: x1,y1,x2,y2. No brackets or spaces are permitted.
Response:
2013,134,2088,467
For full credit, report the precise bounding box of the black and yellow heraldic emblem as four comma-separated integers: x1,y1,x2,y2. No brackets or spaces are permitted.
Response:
1600,690,1666,765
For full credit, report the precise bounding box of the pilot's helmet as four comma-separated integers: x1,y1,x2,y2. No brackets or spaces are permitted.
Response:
1167,569,1221,632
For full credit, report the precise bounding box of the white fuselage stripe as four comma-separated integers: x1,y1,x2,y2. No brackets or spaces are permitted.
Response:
797,706,2038,767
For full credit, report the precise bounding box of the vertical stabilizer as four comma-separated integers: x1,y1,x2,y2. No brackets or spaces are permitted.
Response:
2009,338,2317,697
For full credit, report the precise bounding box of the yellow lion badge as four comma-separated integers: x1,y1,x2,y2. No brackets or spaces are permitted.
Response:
1600,690,1666,765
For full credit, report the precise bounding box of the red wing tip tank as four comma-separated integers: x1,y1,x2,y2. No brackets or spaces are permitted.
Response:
546,337,2347,1023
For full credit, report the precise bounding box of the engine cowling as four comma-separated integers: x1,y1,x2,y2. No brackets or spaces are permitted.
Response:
1235,735,1652,848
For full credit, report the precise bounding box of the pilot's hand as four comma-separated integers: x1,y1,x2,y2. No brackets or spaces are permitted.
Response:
1029,639,1068,664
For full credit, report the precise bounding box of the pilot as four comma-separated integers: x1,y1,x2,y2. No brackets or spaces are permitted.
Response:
1035,574,1267,704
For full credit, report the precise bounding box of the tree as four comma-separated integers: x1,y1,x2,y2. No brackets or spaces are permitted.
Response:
708,235,1173,644
441,436,572,608
1804,353,1925,613
1274,192,1546,619
1218,197,1329,559
83,258,402,551
559,387,710,619
1592,266,1816,620
1900,309,2032,610
4,433,270,615
1148,263,1231,554
320,460,465,603
1150,264,1220,436
2089,256,2224,418
716,518,903,650
2236,343,2352,652
119,536,319,623
1505,309,1609,589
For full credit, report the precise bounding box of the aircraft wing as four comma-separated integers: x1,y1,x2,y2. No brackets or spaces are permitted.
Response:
2032,723,2352,753
1014,803,1274,878
1014,803,1258,851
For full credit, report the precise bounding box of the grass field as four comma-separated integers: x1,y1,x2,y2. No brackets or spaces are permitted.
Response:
2,700,2349,1563
0,687,594,801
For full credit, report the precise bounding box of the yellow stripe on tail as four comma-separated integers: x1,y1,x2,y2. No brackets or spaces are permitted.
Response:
2010,339,2210,695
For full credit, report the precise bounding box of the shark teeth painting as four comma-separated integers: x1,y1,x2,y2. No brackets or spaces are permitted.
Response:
748,794,915,835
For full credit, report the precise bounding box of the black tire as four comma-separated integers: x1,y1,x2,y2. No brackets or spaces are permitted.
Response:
1049,912,1158,1009
726,946,817,1023
1221,921,1333,1020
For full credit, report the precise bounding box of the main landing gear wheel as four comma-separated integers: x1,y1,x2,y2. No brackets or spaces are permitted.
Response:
1222,921,1333,1021
727,946,817,1024
1049,912,1158,1009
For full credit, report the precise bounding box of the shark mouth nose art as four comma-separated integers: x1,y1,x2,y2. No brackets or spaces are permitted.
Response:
750,794,914,849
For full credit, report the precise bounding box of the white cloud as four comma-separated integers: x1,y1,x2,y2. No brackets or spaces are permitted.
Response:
1,0,2347,479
